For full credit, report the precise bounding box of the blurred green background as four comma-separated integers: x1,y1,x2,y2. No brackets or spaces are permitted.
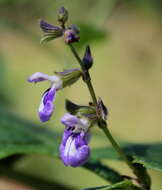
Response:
0,0,162,189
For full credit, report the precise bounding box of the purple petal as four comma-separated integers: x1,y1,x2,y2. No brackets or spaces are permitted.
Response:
61,113,79,127
59,6,66,14
38,87,56,122
27,72,51,83
64,29,80,44
40,20,62,33
60,131,90,167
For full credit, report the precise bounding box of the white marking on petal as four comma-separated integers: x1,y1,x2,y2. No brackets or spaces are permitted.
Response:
28,72,62,89
28,72,51,82
50,76,62,89
74,118,90,133
64,136,77,158
38,93,46,112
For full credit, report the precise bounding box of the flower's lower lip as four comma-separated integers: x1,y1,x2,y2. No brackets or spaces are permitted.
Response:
60,127,90,167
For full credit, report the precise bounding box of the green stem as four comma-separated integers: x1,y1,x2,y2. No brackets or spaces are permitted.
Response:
69,44,98,105
69,44,84,70
68,44,146,189
101,124,135,172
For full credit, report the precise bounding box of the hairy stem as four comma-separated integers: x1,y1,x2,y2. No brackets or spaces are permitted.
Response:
68,43,147,189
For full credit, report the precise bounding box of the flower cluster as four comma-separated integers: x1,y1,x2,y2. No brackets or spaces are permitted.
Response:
40,7,80,44
27,7,107,167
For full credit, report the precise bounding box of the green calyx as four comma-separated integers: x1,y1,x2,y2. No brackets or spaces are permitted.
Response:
55,69,81,88
65,99,96,119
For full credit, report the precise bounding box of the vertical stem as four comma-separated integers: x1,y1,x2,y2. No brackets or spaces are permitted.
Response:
69,44,97,105
68,44,147,189
86,78,98,105
101,125,135,172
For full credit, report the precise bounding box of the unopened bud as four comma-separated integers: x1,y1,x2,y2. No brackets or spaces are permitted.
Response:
58,6,68,24
82,45,93,70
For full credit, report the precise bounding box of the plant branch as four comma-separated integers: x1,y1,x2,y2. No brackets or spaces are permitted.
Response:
69,44,97,105
68,43,149,190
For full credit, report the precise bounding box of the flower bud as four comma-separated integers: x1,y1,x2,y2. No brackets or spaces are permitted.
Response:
64,29,80,44
55,68,81,88
82,45,93,70
58,6,68,24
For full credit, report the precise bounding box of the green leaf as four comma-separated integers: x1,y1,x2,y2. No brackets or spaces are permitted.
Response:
0,109,162,174
82,180,142,190
132,163,151,190
0,164,74,190
91,143,162,172
83,160,123,183
0,109,123,184
0,109,59,159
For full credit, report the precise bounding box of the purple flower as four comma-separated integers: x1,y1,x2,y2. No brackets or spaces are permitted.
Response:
38,86,56,122
60,130,90,167
60,113,91,167
28,70,81,122
64,29,80,44
28,72,62,122
61,113,90,133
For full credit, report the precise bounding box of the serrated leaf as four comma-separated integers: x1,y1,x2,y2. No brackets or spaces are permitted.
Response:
82,180,142,190
0,109,60,159
83,160,123,183
91,143,162,172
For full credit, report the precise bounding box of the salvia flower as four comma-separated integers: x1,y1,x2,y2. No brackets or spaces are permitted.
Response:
28,70,81,122
60,113,91,167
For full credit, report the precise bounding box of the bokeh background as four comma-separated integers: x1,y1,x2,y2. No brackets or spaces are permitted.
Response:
0,0,162,189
